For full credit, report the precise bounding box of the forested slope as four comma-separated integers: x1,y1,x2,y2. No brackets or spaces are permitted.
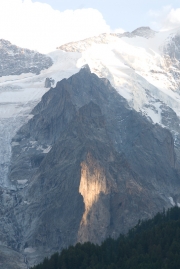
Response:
31,206,180,269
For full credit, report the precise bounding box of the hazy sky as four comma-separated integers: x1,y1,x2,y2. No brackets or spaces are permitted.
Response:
31,0,180,31
0,0,180,53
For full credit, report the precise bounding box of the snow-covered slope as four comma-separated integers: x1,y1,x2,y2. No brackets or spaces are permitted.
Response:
58,27,157,52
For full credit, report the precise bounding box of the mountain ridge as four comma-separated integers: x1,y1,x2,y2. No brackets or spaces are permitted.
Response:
57,27,157,53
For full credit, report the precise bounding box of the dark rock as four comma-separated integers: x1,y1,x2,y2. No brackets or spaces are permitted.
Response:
44,77,55,88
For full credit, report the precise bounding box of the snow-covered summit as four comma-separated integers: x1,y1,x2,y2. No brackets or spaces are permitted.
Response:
58,27,156,53
57,33,117,53
131,26,156,38
112,27,156,39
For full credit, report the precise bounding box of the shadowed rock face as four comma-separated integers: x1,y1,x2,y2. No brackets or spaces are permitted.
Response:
10,66,176,189
14,101,165,266
3,66,180,267
0,39,53,77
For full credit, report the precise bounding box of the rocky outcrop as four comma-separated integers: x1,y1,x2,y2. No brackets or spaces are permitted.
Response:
44,78,55,88
0,39,53,76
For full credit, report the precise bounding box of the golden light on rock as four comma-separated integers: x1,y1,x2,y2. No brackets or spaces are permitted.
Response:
78,153,109,242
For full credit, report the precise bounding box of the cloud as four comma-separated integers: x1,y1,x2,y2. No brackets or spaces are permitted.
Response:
148,5,171,30
0,0,110,53
113,28,125,34
149,6,180,31
162,8,180,31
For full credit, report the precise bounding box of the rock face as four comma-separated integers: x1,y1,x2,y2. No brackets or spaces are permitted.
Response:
3,66,180,267
0,39,53,76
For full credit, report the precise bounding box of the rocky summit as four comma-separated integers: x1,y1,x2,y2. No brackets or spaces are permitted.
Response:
0,66,178,268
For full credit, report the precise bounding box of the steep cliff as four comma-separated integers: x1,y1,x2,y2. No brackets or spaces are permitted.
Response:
4,66,180,267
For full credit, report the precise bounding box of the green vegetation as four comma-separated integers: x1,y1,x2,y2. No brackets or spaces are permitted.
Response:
31,206,180,269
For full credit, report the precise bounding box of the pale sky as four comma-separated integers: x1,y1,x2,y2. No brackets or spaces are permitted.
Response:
32,0,180,31
0,0,180,53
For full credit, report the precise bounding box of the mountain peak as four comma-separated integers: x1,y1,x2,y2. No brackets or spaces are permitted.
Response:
131,26,156,38
80,64,91,73
58,26,156,53
113,26,157,39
